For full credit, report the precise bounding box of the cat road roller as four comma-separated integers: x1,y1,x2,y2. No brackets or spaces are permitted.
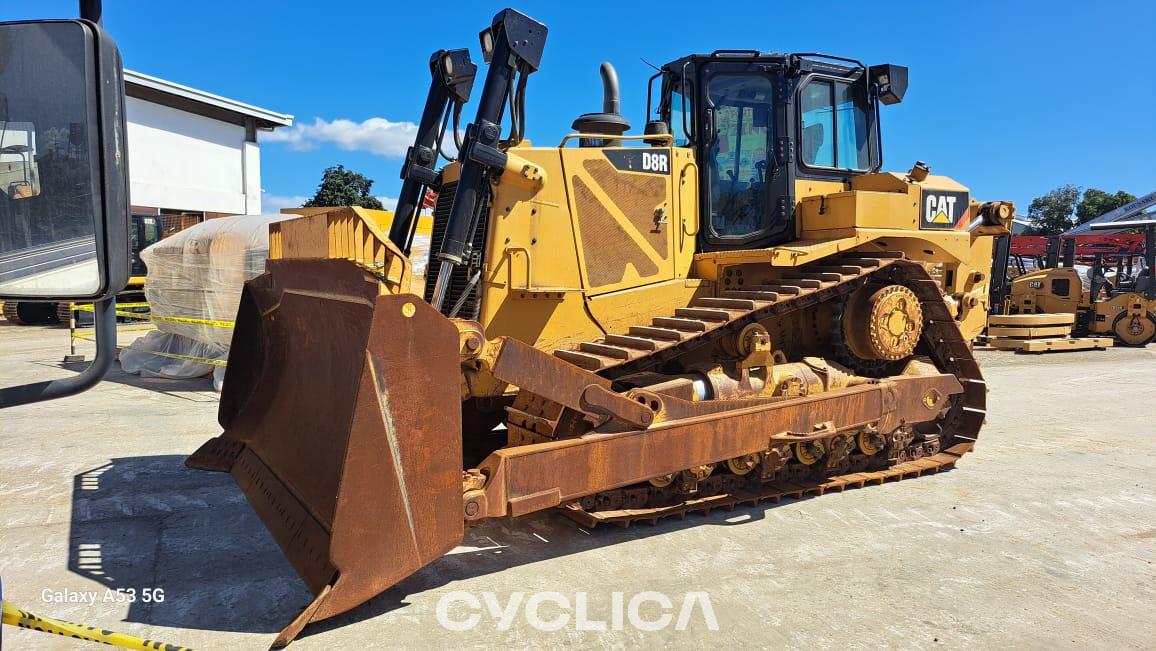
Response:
187,8,1014,645
1002,220,1156,345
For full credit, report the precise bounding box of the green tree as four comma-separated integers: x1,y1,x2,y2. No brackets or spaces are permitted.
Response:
1022,184,1081,235
1075,188,1136,225
303,165,384,209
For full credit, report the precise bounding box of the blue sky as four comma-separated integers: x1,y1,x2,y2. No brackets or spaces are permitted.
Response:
14,1,1156,214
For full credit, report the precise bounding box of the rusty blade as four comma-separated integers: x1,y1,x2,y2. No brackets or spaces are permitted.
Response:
187,259,463,646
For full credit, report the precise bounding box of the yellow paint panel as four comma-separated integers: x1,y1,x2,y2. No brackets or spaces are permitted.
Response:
280,207,434,235
798,190,920,237
484,147,583,292
478,147,603,352
586,278,710,335
673,147,699,279
794,179,846,202
561,146,676,295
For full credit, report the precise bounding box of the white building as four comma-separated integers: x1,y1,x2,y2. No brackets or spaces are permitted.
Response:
124,70,292,232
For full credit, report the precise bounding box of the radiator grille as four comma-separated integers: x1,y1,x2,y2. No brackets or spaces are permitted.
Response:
422,182,488,319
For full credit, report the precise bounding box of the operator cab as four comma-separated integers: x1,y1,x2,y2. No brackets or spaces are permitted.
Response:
650,52,907,251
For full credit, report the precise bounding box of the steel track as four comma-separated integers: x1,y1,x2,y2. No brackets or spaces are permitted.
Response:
503,253,985,526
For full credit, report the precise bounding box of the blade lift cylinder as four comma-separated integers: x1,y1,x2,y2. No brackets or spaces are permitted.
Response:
387,49,476,254
431,8,547,311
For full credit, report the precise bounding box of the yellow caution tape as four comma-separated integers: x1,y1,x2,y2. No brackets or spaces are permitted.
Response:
70,304,154,320
2,599,195,650
148,314,234,328
67,320,226,367
69,336,227,367
71,302,151,311
68,335,226,367
70,303,234,328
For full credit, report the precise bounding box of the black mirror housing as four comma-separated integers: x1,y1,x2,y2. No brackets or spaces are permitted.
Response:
90,19,132,301
0,19,130,301
869,63,908,105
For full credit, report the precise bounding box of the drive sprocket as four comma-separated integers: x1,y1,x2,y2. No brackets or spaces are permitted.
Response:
842,284,923,361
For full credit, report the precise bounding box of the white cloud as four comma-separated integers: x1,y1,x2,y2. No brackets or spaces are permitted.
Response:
262,117,417,157
261,194,308,213
378,196,398,210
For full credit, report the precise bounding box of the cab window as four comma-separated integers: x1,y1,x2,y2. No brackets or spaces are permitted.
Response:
707,74,774,238
800,83,834,166
668,85,691,146
800,78,870,170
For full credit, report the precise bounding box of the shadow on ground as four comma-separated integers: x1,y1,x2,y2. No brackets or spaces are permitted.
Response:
53,359,218,400
66,454,793,639
68,455,303,634
302,496,777,641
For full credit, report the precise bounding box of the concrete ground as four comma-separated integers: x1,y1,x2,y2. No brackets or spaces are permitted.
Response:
2,320,1155,650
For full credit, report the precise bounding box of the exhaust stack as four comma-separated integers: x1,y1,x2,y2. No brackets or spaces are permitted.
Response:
572,61,630,141
599,61,622,115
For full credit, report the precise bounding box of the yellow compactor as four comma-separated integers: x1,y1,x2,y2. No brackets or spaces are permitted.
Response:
1004,221,1156,345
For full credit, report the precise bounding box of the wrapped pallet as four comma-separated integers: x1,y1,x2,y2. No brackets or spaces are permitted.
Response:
121,208,432,389
143,214,295,345
120,213,294,389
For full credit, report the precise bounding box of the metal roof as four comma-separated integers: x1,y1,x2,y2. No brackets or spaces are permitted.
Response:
124,69,293,130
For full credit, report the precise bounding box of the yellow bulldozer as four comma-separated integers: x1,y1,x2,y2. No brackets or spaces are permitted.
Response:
187,9,1013,645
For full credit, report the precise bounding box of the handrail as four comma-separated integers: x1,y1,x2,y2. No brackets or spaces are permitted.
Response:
506,246,533,290
558,132,675,147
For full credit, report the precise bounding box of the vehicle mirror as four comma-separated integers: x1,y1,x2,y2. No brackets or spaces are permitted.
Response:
869,63,908,105
0,20,129,301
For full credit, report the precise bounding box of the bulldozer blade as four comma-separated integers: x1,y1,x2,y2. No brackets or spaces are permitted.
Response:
187,259,464,646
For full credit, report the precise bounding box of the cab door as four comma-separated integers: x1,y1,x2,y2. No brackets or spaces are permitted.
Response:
697,64,791,250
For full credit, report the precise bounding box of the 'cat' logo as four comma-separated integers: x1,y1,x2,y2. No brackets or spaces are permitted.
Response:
926,195,956,224
642,152,669,173
920,190,969,230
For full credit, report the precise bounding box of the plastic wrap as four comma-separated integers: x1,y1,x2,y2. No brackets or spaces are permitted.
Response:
126,212,430,390
141,213,294,347
409,233,431,288
119,330,226,389
120,214,293,390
